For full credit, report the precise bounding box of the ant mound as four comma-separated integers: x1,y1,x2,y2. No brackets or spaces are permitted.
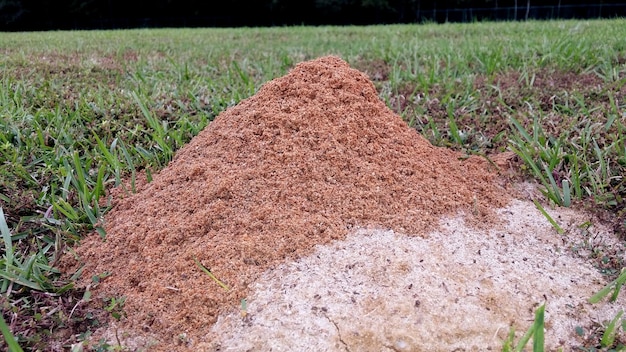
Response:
70,56,509,350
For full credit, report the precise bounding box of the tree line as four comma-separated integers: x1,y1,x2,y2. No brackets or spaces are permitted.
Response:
1,0,625,31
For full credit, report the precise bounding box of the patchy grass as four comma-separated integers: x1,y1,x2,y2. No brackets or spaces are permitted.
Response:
0,19,625,350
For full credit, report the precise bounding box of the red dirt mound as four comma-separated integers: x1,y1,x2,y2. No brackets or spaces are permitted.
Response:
69,56,508,349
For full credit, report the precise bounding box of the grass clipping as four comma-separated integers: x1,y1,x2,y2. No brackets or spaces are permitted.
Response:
68,56,508,349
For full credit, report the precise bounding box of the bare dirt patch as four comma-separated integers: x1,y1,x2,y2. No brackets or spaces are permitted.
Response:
65,56,509,350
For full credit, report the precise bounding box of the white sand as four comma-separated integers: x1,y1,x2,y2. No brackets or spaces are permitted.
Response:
207,198,625,351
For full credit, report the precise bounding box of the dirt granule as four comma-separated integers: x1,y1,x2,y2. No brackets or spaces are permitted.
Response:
70,56,508,349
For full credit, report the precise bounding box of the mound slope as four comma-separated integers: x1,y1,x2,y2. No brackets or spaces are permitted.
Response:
71,56,508,349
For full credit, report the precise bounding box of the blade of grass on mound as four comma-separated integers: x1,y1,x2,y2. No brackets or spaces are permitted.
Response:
516,304,545,352
502,303,546,352
589,268,626,304
193,257,229,291
601,309,624,348
533,200,564,234
532,304,545,352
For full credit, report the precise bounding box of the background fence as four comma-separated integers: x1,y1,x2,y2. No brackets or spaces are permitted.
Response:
420,3,626,23
1,2,625,31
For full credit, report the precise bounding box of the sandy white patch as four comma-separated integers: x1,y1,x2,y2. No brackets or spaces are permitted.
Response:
207,199,625,351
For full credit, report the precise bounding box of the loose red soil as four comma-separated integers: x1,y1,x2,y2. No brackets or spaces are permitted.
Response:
67,56,509,350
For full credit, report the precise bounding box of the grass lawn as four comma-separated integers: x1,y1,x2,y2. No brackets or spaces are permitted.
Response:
1,19,625,350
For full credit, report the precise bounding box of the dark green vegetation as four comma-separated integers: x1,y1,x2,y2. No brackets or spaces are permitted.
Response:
1,20,625,350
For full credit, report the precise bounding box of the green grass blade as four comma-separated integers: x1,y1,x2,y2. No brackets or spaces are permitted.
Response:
94,163,106,207
509,142,552,195
589,282,618,304
193,257,229,291
71,151,89,201
562,180,571,207
81,199,98,227
448,112,463,145
610,280,623,302
532,304,545,352
93,134,122,186
542,162,563,205
0,207,14,266
52,198,80,222
533,199,564,234
0,207,14,293
0,267,43,291
131,90,173,162
510,116,533,144
601,309,623,347
501,328,515,352
570,153,582,199
589,268,626,304
612,269,626,299
515,319,535,351
605,92,618,131
511,303,545,352
117,140,137,194
0,313,24,352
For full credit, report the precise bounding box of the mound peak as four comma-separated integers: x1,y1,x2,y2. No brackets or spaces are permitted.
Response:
71,55,507,350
